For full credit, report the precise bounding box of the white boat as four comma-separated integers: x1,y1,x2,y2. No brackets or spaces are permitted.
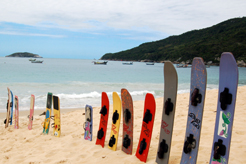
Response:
146,62,154,65
29,58,36,61
31,60,43,63
122,62,133,65
176,64,191,68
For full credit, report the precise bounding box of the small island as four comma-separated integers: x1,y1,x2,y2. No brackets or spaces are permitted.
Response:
5,52,43,58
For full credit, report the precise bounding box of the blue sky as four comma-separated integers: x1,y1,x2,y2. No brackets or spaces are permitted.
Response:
0,0,245,59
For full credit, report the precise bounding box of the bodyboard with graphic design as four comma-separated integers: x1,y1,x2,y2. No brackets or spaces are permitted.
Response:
43,92,52,134
121,88,134,155
108,92,122,151
180,57,207,164
28,94,35,130
10,91,14,125
156,62,178,164
96,92,110,147
5,88,11,128
135,93,156,163
209,52,238,164
14,96,19,129
53,95,61,137
84,105,93,141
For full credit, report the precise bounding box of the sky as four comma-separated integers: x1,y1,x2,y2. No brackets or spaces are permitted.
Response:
0,0,245,59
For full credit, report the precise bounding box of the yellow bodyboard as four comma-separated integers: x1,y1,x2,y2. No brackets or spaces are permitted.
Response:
53,96,61,137
108,92,122,151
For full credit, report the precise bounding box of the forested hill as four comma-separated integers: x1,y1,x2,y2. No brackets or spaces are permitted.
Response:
6,52,42,58
101,17,246,63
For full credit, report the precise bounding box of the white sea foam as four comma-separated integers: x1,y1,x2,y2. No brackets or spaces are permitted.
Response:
56,91,101,99
130,90,153,95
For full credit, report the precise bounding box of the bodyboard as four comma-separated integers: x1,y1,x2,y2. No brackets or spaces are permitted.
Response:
28,94,35,130
180,57,207,164
96,92,110,147
121,88,134,155
5,88,11,128
209,52,238,164
53,95,61,137
156,62,178,164
135,93,156,163
108,92,122,151
10,90,13,125
43,92,52,134
14,96,19,129
84,105,93,141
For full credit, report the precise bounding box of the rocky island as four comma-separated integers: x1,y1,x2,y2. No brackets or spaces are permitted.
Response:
5,52,43,58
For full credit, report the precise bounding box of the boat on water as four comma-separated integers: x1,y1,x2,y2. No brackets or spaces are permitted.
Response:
146,62,154,65
176,64,210,68
29,58,36,61
176,64,191,68
93,61,108,65
122,62,133,65
31,60,43,63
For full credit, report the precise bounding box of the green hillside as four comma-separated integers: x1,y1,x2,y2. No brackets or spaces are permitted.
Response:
101,17,246,63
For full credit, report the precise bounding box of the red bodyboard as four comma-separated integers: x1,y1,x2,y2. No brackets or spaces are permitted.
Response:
95,92,110,147
135,93,156,162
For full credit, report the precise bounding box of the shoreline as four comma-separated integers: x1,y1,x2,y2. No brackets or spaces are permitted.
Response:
0,86,245,163
0,108,83,119
0,86,223,119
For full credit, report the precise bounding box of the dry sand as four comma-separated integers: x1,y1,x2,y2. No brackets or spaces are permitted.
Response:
0,86,245,164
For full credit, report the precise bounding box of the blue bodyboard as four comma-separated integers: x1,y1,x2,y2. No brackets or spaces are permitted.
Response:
209,52,238,164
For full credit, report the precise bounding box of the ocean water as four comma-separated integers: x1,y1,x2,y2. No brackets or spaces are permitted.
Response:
0,57,245,112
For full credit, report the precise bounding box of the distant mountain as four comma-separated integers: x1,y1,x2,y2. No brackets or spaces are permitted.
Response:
6,52,43,58
101,17,246,63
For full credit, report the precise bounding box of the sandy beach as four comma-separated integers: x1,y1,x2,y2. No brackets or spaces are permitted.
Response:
0,86,245,164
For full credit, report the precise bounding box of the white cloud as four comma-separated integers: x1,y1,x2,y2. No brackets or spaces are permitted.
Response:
0,0,245,36
0,30,65,38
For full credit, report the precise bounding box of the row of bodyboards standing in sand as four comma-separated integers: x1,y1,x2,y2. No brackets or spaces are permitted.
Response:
3,52,238,164
88,52,238,164
4,91,61,137
92,89,156,163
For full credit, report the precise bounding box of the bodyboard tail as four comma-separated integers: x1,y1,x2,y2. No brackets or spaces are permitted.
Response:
84,105,93,141
5,88,11,128
14,96,19,129
108,92,122,151
209,52,238,164
96,92,110,147
43,92,52,134
156,62,178,164
53,95,61,137
121,88,134,155
9,91,14,125
28,94,35,130
180,57,207,164
135,93,156,163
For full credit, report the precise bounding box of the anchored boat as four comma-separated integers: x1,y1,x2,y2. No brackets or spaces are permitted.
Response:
93,61,108,65
31,60,43,63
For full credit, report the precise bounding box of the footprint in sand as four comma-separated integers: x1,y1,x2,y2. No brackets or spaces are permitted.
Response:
57,159,68,163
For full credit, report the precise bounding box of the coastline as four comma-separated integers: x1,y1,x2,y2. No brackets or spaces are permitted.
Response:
0,108,82,119
0,86,245,163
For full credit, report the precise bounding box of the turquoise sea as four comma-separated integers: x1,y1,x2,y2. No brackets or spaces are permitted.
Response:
0,57,246,112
